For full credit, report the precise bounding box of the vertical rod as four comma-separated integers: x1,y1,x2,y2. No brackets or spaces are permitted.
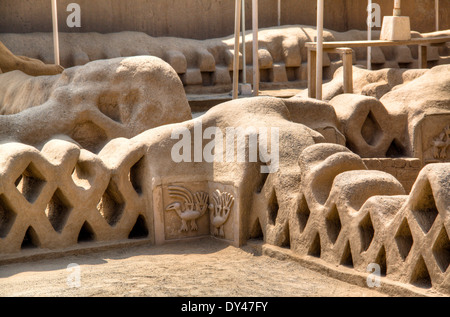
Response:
242,0,247,84
341,49,353,93
277,0,281,26
367,0,372,70
233,0,242,99
419,45,428,69
307,49,317,98
435,0,439,31
51,0,60,65
393,0,401,16
316,0,324,100
252,0,259,96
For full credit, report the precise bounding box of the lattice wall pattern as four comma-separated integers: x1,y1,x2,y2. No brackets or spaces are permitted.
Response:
0,138,151,254
255,144,450,295
1,138,449,295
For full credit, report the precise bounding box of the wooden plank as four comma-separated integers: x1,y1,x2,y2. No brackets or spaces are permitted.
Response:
308,48,317,98
232,0,242,100
368,0,373,70
252,0,259,96
316,0,324,100
337,48,353,93
305,36,450,50
430,42,447,47
241,0,246,84
418,45,428,69
436,0,439,31
51,0,60,65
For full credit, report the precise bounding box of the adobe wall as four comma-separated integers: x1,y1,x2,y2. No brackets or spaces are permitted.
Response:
1,0,448,39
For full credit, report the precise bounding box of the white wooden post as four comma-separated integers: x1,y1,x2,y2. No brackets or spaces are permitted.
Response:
316,0,324,100
51,0,60,65
252,0,259,96
233,0,242,99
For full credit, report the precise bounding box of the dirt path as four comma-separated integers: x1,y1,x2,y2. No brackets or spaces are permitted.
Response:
0,238,386,297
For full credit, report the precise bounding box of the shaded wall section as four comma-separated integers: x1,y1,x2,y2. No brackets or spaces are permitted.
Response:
0,0,448,39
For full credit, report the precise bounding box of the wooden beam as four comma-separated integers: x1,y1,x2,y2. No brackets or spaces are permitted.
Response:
252,0,259,96
337,48,354,93
51,0,60,65
316,0,324,100
305,36,450,50
242,0,247,84
307,48,317,98
419,45,428,69
367,0,372,70
277,0,281,26
232,0,242,100
393,0,401,16
436,0,439,31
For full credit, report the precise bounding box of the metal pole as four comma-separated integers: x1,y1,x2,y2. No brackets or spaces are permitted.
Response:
252,0,259,96
367,0,372,70
242,0,247,84
277,0,281,26
233,0,242,99
51,0,60,65
316,0,324,100
435,0,439,31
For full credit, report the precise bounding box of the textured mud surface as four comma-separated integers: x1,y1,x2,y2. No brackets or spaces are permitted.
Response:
0,238,386,297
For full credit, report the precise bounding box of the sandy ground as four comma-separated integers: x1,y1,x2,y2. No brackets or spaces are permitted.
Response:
0,237,386,297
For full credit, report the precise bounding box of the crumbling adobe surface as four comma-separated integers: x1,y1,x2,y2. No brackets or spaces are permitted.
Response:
0,93,448,295
0,56,192,152
294,65,450,164
296,66,429,101
255,142,449,295
1,26,448,93
0,29,448,296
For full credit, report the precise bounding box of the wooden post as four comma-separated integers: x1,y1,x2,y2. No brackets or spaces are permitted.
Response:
233,0,242,99
316,0,324,100
435,0,439,31
367,0,372,70
393,0,401,16
277,0,281,26
308,48,317,98
51,0,60,65
338,48,353,93
419,45,428,69
252,0,259,96
242,0,247,84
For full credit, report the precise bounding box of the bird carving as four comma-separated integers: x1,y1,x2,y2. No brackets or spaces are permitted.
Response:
209,190,234,237
165,186,209,232
431,125,450,159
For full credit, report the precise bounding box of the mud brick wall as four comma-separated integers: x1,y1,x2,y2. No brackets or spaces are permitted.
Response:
363,158,422,193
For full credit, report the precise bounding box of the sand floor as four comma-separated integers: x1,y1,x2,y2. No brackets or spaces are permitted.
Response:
0,238,386,297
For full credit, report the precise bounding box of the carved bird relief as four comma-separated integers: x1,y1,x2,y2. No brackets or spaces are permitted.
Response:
209,189,234,237
165,186,209,232
431,125,450,159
